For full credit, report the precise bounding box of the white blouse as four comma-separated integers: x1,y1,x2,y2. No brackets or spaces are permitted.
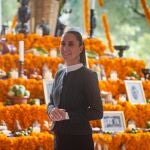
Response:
65,63,83,73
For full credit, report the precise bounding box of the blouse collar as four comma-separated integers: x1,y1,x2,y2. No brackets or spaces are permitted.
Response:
66,63,83,73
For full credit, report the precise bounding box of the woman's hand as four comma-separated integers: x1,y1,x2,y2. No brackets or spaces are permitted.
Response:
49,107,67,121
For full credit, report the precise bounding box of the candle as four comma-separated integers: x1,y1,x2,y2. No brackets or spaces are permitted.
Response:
32,120,41,132
110,70,118,81
91,0,95,9
128,120,136,130
36,27,43,36
119,94,126,102
50,49,57,57
19,41,24,62
32,126,41,132
128,124,136,130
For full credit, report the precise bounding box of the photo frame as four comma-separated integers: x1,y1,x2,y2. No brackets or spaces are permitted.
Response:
125,80,146,104
43,79,53,105
101,111,126,133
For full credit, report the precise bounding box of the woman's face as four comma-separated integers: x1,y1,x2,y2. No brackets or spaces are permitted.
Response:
60,33,83,66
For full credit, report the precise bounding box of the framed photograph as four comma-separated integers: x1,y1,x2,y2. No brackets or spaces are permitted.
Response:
101,111,126,133
43,79,53,105
125,80,146,104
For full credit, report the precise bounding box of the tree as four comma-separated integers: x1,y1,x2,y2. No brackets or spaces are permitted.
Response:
1,0,150,61
65,0,150,61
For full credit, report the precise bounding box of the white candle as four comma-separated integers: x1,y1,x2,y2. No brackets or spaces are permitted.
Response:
128,124,136,130
19,41,24,62
50,49,57,57
32,126,41,132
91,0,95,9
110,70,118,81
36,27,43,36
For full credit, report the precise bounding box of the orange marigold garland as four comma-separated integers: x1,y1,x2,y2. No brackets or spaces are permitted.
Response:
11,15,17,30
0,132,54,150
101,13,114,52
0,132,149,150
1,79,150,104
98,0,104,7
4,34,106,56
0,103,149,131
84,38,107,55
140,0,150,25
83,0,90,36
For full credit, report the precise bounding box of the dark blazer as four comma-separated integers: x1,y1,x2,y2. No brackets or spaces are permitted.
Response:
47,66,103,134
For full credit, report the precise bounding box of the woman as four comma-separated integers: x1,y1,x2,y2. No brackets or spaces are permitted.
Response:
47,28,103,150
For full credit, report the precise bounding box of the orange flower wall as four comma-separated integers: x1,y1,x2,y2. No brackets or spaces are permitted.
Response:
0,132,149,150
0,54,145,80
0,103,149,136
99,79,150,99
84,38,107,56
0,54,63,76
91,102,150,128
93,133,150,150
0,79,150,103
0,103,149,130
89,57,145,79
0,104,48,131
0,132,54,150
4,34,106,56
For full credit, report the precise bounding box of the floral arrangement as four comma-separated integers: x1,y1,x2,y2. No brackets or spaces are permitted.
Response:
0,54,145,80
93,132,150,150
0,78,150,103
0,104,48,131
0,54,62,76
4,33,107,56
99,79,150,100
89,57,145,79
0,132,149,150
84,38,107,55
0,102,149,130
91,102,150,128
0,132,54,150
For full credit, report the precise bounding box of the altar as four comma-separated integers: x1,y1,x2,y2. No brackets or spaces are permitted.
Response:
0,132,150,150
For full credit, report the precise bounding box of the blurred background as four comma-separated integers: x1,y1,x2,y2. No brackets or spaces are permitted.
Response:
1,0,150,63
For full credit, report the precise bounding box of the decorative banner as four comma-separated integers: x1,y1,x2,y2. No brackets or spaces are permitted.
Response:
101,13,114,52
83,0,90,36
140,0,150,25
98,0,104,7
